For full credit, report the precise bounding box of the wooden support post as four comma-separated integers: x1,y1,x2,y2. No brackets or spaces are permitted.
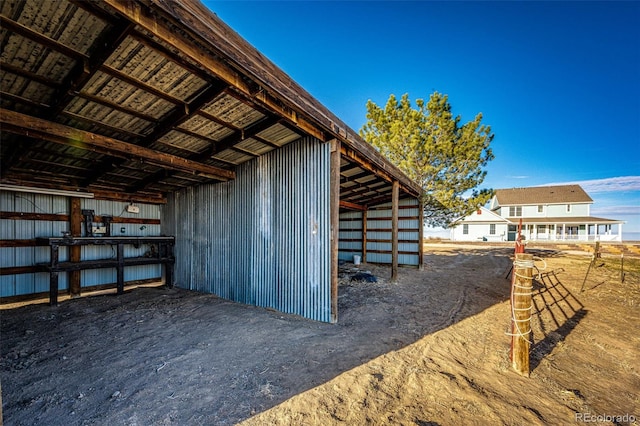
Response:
418,198,424,270
69,197,82,297
512,252,533,376
391,180,399,282
621,253,625,283
116,243,124,294
49,244,59,306
580,254,595,293
362,209,367,264
165,242,174,288
330,139,341,323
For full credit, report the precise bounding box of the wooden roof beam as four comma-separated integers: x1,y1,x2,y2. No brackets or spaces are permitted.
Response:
340,200,366,211
49,18,136,117
196,115,281,161
340,145,419,198
341,170,377,183
103,0,326,142
0,108,235,182
75,92,158,123
0,61,60,87
99,65,184,106
81,80,228,187
0,14,89,62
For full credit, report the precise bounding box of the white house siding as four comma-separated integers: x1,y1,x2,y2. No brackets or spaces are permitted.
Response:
450,223,508,242
500,203,590,218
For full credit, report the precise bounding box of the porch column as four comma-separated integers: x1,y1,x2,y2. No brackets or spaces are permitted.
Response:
618,223,623,242
562,224,565,240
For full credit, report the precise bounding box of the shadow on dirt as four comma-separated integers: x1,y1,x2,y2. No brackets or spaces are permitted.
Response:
530,269,586,371
1,248,513,425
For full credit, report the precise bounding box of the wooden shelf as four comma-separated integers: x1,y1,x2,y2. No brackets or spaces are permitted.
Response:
38,236,175,306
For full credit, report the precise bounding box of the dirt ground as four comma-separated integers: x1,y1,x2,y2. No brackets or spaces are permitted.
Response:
1,243,638,425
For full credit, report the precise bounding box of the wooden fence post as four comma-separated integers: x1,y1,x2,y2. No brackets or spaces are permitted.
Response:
512,252,533,376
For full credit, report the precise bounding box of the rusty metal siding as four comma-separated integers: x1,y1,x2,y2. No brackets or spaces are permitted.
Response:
163,137,332,322
0,191,162,297
338,197,421,266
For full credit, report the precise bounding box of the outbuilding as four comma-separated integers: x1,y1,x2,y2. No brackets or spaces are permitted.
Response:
0,0,423,322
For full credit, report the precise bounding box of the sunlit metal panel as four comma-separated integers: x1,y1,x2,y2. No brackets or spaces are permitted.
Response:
163,137,332,322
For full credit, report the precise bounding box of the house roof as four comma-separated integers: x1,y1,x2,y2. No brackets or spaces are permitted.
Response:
452,206,509,224
494,185,593,206
0,0,421,206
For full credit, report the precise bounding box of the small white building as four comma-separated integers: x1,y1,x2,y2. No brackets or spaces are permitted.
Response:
450,185,624,242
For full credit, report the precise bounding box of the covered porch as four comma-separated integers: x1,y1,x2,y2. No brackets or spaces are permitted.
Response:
517,217,624,242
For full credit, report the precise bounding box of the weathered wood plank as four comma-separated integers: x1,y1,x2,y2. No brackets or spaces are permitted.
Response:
391,180,399,282
330,139,341,323
69,198,82,296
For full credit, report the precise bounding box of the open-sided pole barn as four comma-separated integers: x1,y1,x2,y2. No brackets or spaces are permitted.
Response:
0,0,423,322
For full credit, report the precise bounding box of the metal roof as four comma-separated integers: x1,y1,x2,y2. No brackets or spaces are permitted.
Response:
0,0,422,207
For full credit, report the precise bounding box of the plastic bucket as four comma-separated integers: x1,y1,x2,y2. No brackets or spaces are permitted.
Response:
353,255,361,265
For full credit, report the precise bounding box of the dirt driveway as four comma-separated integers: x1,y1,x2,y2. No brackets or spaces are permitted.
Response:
1,244,638,425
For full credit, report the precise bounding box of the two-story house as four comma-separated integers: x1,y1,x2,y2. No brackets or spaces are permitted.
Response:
449,185,624,242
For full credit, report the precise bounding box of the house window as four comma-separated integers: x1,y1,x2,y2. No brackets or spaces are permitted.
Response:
489,224,496,235
538,205,544,213
509,206,522,217
566,204,571,213
463,224,469,235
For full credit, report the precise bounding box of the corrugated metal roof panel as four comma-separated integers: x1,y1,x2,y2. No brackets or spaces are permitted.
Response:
202,93,265,128
234,138,274,155
64,97,154,136
213,149,251,164
5,0,106,53
84,71,176,119
157,130,212,153
2,72,58,104
256,123,301,146
106,38,208,101
178,115,234,141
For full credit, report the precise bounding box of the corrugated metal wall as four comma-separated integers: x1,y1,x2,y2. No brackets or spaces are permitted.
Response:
0,191,162,297
162,137,332,322
339,197,421,266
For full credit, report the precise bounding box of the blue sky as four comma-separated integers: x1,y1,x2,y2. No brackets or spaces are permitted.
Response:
207,1,640,234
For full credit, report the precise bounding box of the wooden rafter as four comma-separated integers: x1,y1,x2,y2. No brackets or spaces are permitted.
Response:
0,108,235,182
49,19,135,117
82,81,228,188
0,14,89,62
103,0,326,142
0,60,59,87
99,65,185,106
195,115,281,161
340,200,366,211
